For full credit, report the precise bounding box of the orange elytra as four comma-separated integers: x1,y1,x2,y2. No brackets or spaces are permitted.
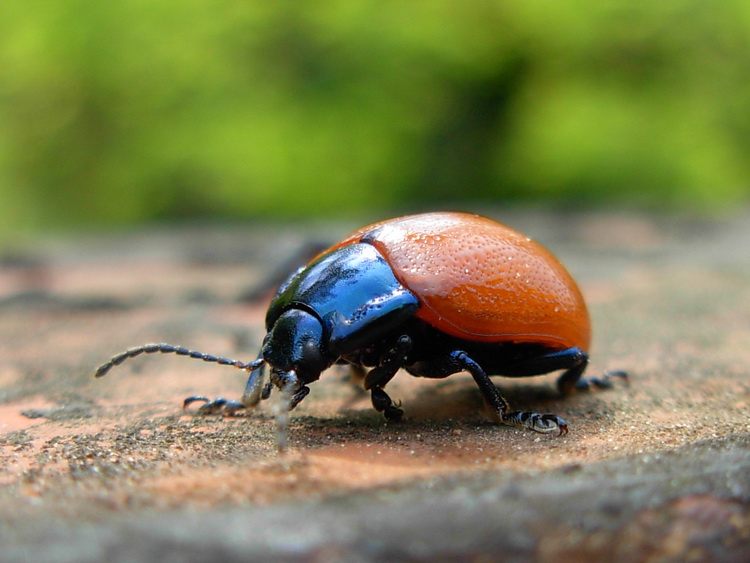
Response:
331,212,591,352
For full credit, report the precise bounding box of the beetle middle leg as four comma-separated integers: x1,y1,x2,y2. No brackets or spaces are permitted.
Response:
453,351,568,435
409,350,567,435
364,335,412,422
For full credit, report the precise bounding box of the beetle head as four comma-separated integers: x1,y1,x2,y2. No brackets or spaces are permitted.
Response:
261,308,329,384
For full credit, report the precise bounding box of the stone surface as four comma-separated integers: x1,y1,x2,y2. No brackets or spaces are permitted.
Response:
1,209,749,561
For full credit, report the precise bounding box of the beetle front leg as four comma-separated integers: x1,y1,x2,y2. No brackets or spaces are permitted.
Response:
269,370,310,411
183,396,249,415
183,360,270,416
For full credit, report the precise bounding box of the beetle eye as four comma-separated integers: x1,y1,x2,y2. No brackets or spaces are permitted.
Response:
299,339,326,378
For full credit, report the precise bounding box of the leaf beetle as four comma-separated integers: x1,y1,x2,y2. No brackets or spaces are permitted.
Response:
96,212,625,440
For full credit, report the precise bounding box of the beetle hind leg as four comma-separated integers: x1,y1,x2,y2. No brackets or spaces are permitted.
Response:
551,349,627,395
561,369,629,393
502,411,568,435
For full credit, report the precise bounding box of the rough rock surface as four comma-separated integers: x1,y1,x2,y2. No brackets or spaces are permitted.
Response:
1,210,749,561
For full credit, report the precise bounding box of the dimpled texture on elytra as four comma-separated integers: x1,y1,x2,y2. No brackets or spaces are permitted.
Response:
341,212,591,351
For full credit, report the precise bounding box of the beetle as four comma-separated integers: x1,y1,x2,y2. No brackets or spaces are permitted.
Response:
96,212,625,438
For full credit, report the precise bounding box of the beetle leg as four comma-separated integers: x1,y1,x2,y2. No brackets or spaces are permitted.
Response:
451,351,568,436
182,357,269,416
497,347,588,379
183,396,248,415
240,361,268,407
370,388,403,421
562,369,629,393
490,346,626,397
289,386,311,409
501,411,568,436
490,346,624,396
364,335,411,422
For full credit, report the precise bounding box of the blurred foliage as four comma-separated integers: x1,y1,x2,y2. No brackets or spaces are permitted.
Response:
1,1,749,241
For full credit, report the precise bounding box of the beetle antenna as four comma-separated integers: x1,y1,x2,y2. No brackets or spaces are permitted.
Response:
94,343,264,378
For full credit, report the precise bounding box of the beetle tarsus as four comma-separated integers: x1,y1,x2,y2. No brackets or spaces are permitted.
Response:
503,411,568,436
371,387,403,421
573,369,629,392
198,397,230,415
289,386,311,410
183,395,210,409
222,401,249,416
183,396,247,415
554,354,627,395
384,404,404,422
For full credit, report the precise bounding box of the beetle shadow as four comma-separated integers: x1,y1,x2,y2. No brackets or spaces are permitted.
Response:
405,375,566,422
328,373,567,425
283,374,577,452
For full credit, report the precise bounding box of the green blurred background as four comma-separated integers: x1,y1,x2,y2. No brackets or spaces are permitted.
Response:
2,0,749,243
